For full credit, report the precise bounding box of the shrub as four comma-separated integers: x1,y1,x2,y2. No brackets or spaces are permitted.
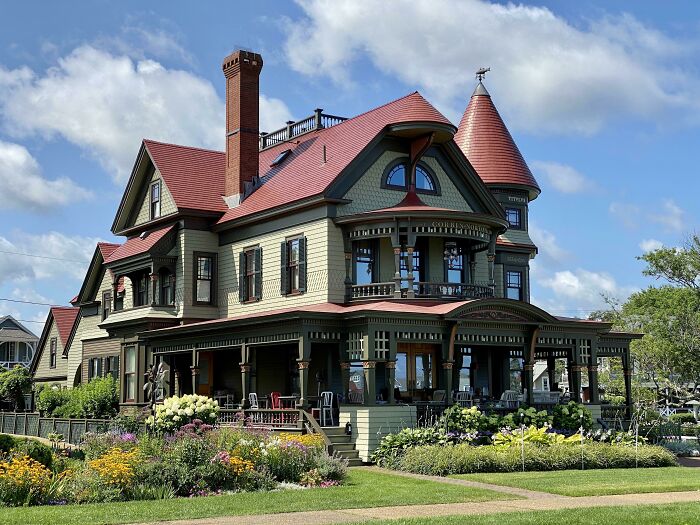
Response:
11,439,53,470
150,395,219,431
398,442,677,476
0,366,31,411
35,386,69,417
315,453,348,482
441,405,486,434
552,402,592,432
82,431,138,460
668,412,697,425
0,434,15,454
499,406,551,429
371,427,446,467
39,377,119,419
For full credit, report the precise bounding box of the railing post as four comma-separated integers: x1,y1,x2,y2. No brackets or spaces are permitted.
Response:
314,108,324,129
259,132,267,150
286,120,294,140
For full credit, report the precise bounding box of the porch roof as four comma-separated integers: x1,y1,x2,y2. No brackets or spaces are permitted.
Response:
104,224,175,264
142,299,614,338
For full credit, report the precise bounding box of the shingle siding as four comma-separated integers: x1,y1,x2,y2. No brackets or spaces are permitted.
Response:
134,170,177,226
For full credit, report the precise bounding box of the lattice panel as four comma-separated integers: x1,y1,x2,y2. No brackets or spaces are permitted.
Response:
347,332,364,361
374,331,390,360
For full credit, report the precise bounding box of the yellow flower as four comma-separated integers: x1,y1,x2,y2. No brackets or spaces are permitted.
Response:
227,455,254,476
0,455,52,489
279,432,325,448
88,448,139,486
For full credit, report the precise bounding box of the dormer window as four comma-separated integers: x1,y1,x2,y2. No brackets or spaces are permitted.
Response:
505,208,521,229
150,181,161,219
382,161,438,195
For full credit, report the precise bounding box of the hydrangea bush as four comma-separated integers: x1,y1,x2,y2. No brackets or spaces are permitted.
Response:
149,394,219,431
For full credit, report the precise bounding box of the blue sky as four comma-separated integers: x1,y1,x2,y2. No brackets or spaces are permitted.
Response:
1,0,698,334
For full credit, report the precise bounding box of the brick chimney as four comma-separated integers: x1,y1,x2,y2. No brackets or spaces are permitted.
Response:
222,50,263,206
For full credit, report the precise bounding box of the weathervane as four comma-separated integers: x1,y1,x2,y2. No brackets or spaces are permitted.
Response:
476,67,490,81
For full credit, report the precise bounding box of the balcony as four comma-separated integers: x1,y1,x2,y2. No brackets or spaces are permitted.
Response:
350,281,493,301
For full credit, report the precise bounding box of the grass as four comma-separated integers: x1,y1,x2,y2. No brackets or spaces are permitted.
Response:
453,467,700,496
0,468,515,525
367,503,700,525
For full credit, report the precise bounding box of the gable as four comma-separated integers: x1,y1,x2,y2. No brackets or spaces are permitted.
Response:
334,139,502,218
131,169,177,228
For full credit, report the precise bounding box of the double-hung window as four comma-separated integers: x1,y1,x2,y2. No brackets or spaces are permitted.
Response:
49,338,57,369
506,270,523,300
88,357,102,380
105,355,119,380
239,247,262,302
124,346,136,402
194,253,216,305
281,237,307,295
150,181,161,219
134,273,148,306
102,290,112,320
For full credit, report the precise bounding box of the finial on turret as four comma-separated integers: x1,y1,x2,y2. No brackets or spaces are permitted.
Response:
476,67,490,81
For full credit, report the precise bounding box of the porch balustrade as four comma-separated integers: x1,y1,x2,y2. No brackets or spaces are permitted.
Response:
349,281,494,301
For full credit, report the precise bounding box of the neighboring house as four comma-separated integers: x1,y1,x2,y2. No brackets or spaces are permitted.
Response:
33,49,639,459
30,307,80,388
0,316,38,370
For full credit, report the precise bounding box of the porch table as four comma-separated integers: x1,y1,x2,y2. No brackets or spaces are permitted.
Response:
278,395,298,409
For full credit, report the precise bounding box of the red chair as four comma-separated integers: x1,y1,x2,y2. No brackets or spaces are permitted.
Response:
270,391,282,409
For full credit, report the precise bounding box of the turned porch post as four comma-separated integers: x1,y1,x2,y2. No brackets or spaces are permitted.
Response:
523,328,538,405
547,356,557,391
393,246,402,298
487,233,497,293
239,344,250,406
150,272,159,306
189,349,199,395
622,354,633,411
297,335,311,408
588,341,600,404
568,346,582,403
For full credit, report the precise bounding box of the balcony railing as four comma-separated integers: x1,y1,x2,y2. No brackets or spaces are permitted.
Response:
349,281,494,301
351,282,396,299
414,282,494,299
260,109,348,150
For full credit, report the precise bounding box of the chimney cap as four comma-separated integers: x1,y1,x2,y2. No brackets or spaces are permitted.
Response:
222,49,263,76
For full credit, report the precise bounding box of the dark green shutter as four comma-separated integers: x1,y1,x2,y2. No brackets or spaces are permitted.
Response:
299,237,307,293
280,241,289,295
238,252,247,302
254,247,263,300
97,358,103,378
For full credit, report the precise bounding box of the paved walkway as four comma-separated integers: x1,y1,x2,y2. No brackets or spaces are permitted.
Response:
137,467,700,525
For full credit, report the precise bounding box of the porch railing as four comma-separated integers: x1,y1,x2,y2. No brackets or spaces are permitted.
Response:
414,282,494,299
259,109,348,150
242,408,304,429
350,282,395,299
600,404,631,421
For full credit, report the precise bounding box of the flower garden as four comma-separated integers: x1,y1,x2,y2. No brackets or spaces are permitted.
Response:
0,394,347,507
371,402,678,475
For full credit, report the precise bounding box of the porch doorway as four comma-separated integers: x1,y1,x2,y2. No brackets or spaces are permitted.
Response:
395,343,439,402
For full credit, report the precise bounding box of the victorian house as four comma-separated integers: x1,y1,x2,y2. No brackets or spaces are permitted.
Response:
0,316,38,371
34,50,637,459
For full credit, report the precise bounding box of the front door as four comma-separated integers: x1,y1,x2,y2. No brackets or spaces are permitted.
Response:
395,343,438,401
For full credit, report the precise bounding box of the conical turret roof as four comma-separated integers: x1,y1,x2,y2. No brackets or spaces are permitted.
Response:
454,82,540,199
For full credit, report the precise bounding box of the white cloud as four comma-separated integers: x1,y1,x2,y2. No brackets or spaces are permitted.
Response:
0,231,98,286
0,45,292,182
536,268,637,312
529,223,569,263
639,238,663,253
649,199,684,232
285,0,700,132
0,140,92,211
259,94,295,133
531,161,590,194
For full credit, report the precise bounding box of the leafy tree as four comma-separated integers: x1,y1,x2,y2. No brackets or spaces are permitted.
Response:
639,235,700,292
0,366,32,410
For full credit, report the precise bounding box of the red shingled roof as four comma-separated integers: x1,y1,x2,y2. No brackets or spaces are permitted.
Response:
454,83,540,196
216,92,453,225
143,140,227,214
97,242,120,260
104,225,174,263
51,307,80,347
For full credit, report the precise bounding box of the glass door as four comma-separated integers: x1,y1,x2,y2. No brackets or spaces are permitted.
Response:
396,343,438,401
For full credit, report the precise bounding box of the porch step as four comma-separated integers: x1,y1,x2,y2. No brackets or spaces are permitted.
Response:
347,458,364,467
331,442,356,452
320,426,363,465
323,426,348,437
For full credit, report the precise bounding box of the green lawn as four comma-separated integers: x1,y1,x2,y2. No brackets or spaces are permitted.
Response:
367,503,700,525
0,468,515,525
453,467,700,496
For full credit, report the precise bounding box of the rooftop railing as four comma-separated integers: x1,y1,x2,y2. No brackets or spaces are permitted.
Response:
260,108,348,150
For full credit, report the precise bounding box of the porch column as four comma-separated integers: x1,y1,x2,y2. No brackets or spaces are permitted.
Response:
150,272,158,306
487,233,497,293
568,360,582,403
588,342,600,404
297,335,311,408
362,361,377,405
189,349,199,395
386,360,396,404
405,246,415,298
547,356,557,391
524,328,538,405
622,355,633,410
393,246,402,298
112,277,120,311
344,251,352,300
442,361,454,404
239,344,250,406
340,361,351,400
469,255,477,285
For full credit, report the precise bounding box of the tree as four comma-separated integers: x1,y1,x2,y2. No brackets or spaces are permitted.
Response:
639,235,700,292
0,366,32,411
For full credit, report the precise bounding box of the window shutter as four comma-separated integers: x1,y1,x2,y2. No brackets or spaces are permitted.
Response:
280,241,288,295
97,358,103,378
254,247,263,300
299,237,307,293
238,252,247,302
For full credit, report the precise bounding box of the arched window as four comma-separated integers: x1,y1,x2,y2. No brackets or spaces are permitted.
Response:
385,164,406,188
415,165,436,193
